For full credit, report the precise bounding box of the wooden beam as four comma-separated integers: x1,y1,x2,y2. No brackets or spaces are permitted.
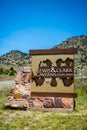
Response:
31,92,77,98
29,48,77,55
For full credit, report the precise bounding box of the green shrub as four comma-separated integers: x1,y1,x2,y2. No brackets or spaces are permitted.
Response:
9,71,15,76
0,68,3,74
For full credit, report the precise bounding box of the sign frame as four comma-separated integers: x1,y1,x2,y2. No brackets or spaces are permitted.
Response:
30,48,77,98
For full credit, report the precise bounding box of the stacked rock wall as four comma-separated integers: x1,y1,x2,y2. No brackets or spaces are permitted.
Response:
5,67,31,109
5,66,75,111
28,97,74,110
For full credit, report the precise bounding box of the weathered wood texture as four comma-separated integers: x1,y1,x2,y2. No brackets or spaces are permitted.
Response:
30,48,77,55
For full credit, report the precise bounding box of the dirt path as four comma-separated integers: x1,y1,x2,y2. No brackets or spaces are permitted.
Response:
0,80,14,87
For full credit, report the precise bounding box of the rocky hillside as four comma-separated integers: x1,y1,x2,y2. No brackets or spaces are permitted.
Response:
54,35,87,55
53,35,87,77
0,50,31,66
0,35,87,77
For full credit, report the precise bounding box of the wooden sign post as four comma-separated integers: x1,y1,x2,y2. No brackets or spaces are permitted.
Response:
29,48,77,111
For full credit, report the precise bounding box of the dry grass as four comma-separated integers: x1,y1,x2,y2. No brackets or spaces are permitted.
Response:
0,84,87,130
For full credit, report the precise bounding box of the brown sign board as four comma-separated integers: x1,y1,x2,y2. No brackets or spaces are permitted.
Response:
30,48,77,98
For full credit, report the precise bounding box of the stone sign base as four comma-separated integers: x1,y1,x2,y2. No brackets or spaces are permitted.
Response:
5,97,74,112
28,97,74,109
27,96,74,112
5,67,31,109
5,67,75,112
5,99,29,109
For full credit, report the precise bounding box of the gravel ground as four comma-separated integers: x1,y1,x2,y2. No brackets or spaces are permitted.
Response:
0,80,14,87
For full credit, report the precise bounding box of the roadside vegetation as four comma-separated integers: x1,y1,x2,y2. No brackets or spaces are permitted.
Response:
0,66,17,81
0,79,87,130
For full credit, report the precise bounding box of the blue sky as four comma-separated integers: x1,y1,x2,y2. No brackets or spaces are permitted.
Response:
0,0,87,56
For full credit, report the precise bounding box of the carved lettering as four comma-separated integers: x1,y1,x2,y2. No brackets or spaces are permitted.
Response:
33,58,74,86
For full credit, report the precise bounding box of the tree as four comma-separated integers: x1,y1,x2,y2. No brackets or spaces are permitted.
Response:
9,67,17,76
10,67,14,72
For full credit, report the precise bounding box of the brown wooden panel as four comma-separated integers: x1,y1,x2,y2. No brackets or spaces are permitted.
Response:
29,48,77,55
31,92,77,98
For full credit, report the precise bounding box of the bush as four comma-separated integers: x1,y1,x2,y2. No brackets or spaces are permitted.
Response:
9,67,14,72
0,68,3,74
9,67,17,76
9,71,16,76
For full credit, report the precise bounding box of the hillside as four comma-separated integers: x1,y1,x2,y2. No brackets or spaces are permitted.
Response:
0,50,31,67
0,35,87,78
53,35,87,77
54,35,87,55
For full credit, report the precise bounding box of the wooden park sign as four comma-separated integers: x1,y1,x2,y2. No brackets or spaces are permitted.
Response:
30,48,77,98
5,48,78,111
28,48,78,111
